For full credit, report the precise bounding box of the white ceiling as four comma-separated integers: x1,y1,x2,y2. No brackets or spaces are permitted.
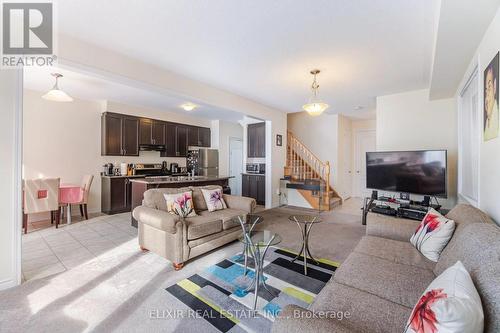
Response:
430,0,500,99
49,0,439,115
23,66,246,122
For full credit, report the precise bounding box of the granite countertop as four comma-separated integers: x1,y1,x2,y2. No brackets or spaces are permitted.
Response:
101,174,146,178
130,175,234,185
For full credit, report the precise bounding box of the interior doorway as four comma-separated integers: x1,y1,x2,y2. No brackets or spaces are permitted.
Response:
353,129,376,197
229,137,243,195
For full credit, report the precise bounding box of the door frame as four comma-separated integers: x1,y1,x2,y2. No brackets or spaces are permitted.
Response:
0,69,23,290
457,61,481,207
228,137,243,196
352,129,376,198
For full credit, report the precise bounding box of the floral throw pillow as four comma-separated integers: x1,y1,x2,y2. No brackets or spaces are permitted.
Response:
163,191,197,218
410,208,455,262
404,261,483,333
201,188,227,212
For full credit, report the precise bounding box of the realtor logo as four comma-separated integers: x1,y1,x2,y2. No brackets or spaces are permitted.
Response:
2,2,55,67
3,2,53,54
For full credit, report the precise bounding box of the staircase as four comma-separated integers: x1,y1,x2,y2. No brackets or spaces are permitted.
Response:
284,131,342,211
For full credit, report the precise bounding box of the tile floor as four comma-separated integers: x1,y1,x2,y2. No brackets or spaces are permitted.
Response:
22,213,137,282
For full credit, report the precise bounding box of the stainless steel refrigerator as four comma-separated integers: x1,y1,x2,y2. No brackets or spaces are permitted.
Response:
187,148,219,177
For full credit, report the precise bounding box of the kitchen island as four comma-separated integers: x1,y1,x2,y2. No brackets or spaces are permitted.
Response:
130,176,233,227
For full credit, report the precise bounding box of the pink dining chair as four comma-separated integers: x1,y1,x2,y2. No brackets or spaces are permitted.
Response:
77,175,94,220
23,178,61,233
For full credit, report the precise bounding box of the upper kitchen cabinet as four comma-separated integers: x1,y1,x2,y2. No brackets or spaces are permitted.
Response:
101,112,139,156
162,123,196,157
187,125,211,147
247,122,265,158
176,125,188,157
199,127,211,147
163,122,177,157
103,112,210,157
139,118,165,145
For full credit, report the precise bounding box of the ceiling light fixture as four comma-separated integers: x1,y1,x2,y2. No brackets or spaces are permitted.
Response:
302,69,328,116
42,73,73,102
181,102,197,111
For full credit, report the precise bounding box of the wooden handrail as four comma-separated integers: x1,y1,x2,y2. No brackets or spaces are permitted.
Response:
287,130,331,193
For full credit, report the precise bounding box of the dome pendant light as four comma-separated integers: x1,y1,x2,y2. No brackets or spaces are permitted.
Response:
302,69,328,116
42,73,73,102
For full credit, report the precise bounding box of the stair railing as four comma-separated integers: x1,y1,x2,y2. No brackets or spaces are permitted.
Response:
287,131,331,193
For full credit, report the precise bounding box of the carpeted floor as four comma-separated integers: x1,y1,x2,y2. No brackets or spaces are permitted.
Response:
0,199,366,333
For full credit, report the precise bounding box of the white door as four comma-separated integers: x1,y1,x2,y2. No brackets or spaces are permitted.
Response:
229,138,243,195
353,130,376,197
342,129,353,199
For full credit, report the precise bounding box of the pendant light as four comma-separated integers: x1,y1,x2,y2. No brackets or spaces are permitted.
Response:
42,73,73,102
302,69,328,116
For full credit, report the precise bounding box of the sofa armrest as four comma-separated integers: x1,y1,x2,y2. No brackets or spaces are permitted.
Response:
132,206,181,233
366,214,420,242
272,305,358,333
223,194,256,213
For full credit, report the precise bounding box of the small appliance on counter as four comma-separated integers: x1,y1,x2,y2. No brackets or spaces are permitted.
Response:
187,148,219,177
246,163,265,174
103,163,114,176
120,163,128,176
169,162,179,174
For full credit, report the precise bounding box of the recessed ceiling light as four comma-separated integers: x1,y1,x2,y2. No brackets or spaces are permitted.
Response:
354,106,364,110
180,102,197,111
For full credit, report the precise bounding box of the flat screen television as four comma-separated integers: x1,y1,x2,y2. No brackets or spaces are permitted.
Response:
366,150,447,198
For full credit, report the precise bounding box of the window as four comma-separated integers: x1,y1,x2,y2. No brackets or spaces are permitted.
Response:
458,68,480,206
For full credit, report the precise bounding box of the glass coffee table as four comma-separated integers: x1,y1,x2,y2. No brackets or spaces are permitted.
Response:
234,214,263,275
238,230,281,310
288,215,322,275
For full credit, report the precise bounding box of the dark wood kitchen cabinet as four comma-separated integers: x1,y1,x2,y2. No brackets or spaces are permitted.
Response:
247,122,265,158
101,176,137,214
242,174,265,205
101,112,139,156
187,126,211,147
103,112,210,157
187,126,199,146
161,123,191,157
176,125,188,157
199,127,211,147
163,122,177,157
139,118,165,145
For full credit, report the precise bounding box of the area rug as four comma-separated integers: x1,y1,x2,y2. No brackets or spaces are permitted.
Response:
166,247,339,332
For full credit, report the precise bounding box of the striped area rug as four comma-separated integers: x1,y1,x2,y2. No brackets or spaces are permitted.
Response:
166,247,339,333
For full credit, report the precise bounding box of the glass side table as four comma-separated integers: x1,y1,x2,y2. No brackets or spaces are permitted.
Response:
288,215,322,275
235,214,263,275
238,230,282,310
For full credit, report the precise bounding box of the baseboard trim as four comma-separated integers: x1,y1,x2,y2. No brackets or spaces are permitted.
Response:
0,277,18,291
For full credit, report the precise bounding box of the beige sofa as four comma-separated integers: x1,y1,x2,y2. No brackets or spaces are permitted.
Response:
272,204,500,333
132,185,256,270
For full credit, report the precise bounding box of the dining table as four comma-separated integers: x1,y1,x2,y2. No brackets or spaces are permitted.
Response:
59,183,83,225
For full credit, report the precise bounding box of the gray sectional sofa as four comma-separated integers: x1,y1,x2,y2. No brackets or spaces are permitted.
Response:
272,204,500,333
132,185,256,270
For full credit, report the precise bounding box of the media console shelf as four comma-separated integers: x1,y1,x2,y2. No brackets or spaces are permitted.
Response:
361,195,448,225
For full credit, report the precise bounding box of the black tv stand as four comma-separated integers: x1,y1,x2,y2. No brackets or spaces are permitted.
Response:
361,195,444,225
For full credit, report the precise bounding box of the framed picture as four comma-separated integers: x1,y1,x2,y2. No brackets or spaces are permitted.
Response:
484,52,499,141
276,134,282,146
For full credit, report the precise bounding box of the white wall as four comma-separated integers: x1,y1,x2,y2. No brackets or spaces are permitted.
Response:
0,70,22,290
457,6,500,223
23,90,214,220
376,89,457,207
215,121,243,176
